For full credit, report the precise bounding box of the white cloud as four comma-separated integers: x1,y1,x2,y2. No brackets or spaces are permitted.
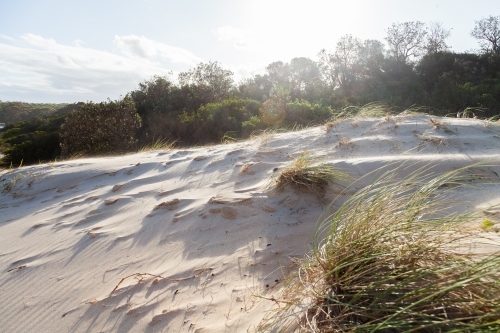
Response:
213,26,255,50
73,39,86,47
0,34,202,102
0,34,14,41
114,35,202,65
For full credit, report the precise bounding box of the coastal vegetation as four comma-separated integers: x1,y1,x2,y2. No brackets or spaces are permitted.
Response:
1,16,500,167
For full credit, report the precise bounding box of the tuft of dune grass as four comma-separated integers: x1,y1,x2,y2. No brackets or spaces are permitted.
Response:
259,167,500,332
274,152,349,198
139,137,176,152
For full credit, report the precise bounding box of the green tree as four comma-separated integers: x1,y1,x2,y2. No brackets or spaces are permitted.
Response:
129,75,176,118
237,75,273,102
265,61,291,90
178,61,234,104
318,35,363,90
191,98,260,143
288,57,323,102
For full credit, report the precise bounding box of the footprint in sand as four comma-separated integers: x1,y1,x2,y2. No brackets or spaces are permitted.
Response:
111,183,125,192
172,212,182,222
220,207,238,219
208,206,237,219
261,205,276,212
148,308,183,326
105,197,119,205
154,198,180,210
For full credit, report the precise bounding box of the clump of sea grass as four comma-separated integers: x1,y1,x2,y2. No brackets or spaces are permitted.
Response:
275,152,348,198
139,137,176,152
259,167,500,332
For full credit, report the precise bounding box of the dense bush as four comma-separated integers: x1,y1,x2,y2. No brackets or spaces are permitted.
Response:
2,132,60,166
284,101,332,126
241,116,267,137
0,101,66,125
187,98,260,143
0,114,69,166
60,97,142,157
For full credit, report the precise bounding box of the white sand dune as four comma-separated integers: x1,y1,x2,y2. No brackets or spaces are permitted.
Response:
1,115,500,332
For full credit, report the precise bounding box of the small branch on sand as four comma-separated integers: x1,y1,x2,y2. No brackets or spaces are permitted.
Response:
110,268,213,294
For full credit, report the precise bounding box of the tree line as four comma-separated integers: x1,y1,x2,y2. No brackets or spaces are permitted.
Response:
1,16,500,167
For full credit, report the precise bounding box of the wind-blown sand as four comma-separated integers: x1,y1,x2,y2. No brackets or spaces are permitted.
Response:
1,115,499,332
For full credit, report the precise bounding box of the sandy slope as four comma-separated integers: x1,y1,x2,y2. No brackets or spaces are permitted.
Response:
1,115,500,333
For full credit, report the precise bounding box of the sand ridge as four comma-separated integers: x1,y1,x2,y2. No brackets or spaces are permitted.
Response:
0,115,500,332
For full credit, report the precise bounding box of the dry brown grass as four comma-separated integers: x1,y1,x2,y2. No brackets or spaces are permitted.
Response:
274,152,348,198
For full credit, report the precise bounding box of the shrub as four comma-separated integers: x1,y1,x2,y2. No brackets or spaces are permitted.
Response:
242,115,267,137
60,97,141,157
2,131,60,166
188,98,260,143
259,96,286,126
0,114,69,167
285,101,333,126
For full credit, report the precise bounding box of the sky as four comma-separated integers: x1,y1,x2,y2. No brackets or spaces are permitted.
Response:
0,0,499,103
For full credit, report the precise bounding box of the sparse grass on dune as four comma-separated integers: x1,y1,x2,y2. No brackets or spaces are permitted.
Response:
274,152,349,198
335,102,437,120
345,102,393,118
139,137,176,152
259,167,500,332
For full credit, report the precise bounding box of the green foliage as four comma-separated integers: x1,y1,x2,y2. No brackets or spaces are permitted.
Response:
178,61,234,104
285,101,332,126
482,219,495,230
60,97,142,157
0,101,68,125
189,98,260,143
2,132,60,166
0,113,69,167
241,116,266,137
129,75,177,118
6,21,500,161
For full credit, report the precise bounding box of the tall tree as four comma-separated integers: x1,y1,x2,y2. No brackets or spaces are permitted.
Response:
129,75,175,118
357,39,385,78
317,49,337,89
471,15,500,54
425,22,451,54
318,35,362,89
385,21,427,63
178,61,234,103
265,61,291,90
288,57,322,101
237,75,272,102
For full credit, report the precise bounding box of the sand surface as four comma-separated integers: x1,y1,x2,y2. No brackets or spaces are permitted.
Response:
1,115,500,332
